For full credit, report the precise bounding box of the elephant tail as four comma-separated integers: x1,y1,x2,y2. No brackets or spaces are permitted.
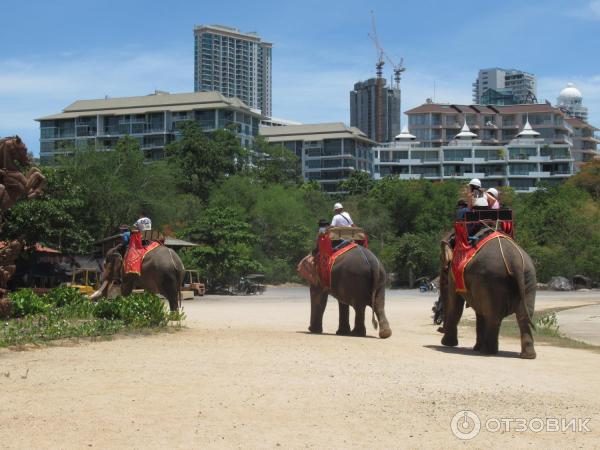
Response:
370,253,379,331
511,242,535,329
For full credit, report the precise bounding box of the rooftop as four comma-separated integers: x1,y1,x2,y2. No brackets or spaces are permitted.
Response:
405,102,564,116
37,91,260,121
260,122,374,144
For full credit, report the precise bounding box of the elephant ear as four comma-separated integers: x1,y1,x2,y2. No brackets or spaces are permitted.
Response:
441,240,453,270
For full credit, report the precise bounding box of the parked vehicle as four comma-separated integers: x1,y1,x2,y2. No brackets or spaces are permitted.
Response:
238,274,266,295
182,270,205,297
65,269,101,296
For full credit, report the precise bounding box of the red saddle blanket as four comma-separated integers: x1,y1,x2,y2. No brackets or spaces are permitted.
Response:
124,241,161,275
452,227,513,293
317,237,357,289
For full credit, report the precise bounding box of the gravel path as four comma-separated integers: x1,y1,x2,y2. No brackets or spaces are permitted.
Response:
1,288,599,449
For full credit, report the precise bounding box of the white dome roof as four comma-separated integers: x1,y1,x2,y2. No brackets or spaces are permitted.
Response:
558,83,582,101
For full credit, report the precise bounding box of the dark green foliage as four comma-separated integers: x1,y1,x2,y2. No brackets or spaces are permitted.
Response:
166,122,247,202
1,288,177,347
252,136,302,186
179,207,263,288
100,293,169,328
339,170,375,195
8,289,51,318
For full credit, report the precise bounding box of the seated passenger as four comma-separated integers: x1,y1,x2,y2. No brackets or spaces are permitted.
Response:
456,199,470,220
485,187,500,209
466,178,484,209
331,203,355,227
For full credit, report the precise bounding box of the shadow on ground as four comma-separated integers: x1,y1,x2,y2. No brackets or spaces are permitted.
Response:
424,344,521,359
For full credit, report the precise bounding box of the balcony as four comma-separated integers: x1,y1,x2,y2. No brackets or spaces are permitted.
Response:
528,171,551,178
399,174,422,180
378,158,420,165
464,172,485,178
463,157,485,163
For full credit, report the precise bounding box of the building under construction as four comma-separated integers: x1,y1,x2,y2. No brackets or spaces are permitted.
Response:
350,78,401,143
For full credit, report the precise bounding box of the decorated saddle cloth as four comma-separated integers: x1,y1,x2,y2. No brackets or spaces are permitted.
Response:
124,241,161,275
451,223,513,293
316,234,357,289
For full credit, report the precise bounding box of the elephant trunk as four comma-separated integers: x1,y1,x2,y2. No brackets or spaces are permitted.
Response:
89,280,109,301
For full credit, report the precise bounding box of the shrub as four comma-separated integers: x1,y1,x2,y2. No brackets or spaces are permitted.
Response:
8,289,51,318
93,292,169,328
44,286,87,308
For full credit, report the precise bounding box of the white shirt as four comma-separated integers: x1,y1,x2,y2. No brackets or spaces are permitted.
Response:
331,212,353,227
134,217,152,231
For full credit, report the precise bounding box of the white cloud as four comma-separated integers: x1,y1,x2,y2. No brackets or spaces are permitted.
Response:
565,0,600,20
0,50,193,154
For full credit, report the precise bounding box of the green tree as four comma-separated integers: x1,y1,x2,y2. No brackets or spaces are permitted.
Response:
252,137,301,186
179,207,262,289
339,170,374,195
166,121,247,202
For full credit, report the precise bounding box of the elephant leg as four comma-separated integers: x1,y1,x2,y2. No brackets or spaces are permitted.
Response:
479,317,501,355
351,304,366,337
474,313,485,351
441,294,464,347
164,283,181,312
515,303,536,359
374,293,392,339
336,302,352,335
309,286,328,334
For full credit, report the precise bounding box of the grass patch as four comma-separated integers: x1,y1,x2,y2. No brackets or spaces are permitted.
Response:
462,306,600,353
0,288,185,348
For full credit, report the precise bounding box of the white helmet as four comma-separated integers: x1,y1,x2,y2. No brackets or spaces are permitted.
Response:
333,202,343,211
469,178,482,188
473,197,488,208
487,187,499,198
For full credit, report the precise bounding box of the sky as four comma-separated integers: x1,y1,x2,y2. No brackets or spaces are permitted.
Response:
1,0,599,155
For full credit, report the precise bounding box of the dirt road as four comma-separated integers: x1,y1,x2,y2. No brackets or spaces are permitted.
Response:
1,288,600,449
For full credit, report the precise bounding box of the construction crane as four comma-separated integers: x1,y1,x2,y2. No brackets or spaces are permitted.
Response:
385,55,405,90
368,10,385,143
368,10,385,80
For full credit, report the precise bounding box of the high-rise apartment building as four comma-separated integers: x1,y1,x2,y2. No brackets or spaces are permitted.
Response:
350,78,400,143
260,123,374,193
36,91,262,163
194,24,272,116
473,68,537,105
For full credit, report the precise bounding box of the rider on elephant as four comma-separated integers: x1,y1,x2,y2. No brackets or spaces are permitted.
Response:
331,203,355,227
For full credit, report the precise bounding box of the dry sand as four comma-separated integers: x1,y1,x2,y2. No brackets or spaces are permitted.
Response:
1,288,600,449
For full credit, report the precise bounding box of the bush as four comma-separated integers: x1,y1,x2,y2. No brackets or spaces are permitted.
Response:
8,289,51,318
93,292,169,328
44,286,87,308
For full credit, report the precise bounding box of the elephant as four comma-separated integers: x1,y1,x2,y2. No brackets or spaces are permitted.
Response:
439,234,537,358
90,245,185,311
306,246,392,339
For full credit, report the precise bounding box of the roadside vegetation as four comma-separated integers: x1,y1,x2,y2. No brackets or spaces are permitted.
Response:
8,124,600,289
0,287,184,348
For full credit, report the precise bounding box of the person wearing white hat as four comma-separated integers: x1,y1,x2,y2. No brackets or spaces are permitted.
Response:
467,178,484,209
331,202,354,227
485,187,500,209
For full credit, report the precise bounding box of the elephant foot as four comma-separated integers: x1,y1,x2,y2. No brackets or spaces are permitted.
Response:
441,335,458,347
519,348,537,359
308,325,322,334
479,343,499,355
379,328,392,339
351,327,367,337
336,327,352,336
473,342,481,351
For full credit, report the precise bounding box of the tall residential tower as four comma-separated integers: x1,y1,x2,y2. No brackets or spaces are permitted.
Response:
194,24,272,116
350,78,401,143
472,68,537,105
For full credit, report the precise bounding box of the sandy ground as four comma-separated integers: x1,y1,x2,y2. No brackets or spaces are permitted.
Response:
1,288,600,449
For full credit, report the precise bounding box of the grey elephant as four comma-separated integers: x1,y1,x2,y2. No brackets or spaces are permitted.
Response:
90,245,185,311
439,236,537,358
305,246,392,339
